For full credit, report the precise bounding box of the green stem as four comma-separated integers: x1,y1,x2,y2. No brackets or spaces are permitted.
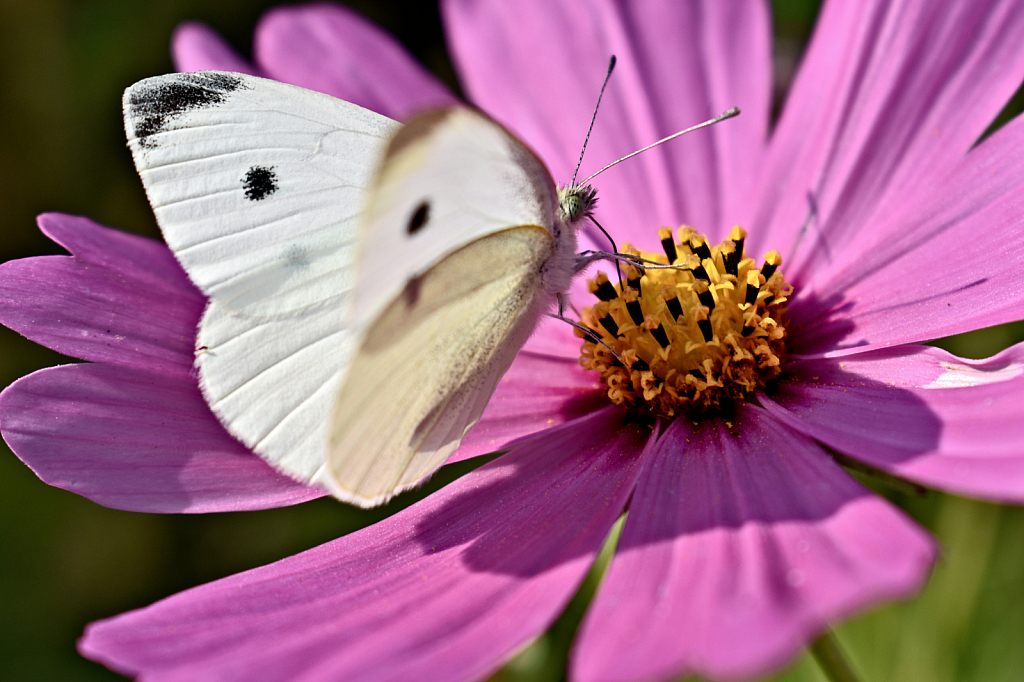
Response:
809,630,862,682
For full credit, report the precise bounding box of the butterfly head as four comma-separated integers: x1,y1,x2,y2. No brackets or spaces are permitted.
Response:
557,183,598,225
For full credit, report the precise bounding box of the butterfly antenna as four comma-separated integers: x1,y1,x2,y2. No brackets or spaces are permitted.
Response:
581,107,741,185
572,55,617,187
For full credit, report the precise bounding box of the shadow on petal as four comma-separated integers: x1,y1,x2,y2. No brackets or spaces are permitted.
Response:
572,403,936,682
411,406,650,577
765,343,1024,502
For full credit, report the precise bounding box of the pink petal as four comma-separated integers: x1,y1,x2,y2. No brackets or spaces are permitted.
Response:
172,22,262,75
573,404,935,682
786,112,1024,355
443,0,771,244
521,307,589,357
1,364,319,513
254,2,456,119
761,344,1024,503
750,0,1024,282
0,215,322,511
80,407,648,682
450,346,606,463
0,214,203,377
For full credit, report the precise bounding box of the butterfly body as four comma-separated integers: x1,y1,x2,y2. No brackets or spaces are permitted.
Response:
123,72,590,506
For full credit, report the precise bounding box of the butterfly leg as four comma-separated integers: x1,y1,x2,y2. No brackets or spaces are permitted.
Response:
550,293,624,365
575,250,690,273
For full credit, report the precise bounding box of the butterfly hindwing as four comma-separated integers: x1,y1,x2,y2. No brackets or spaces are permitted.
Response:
315,107,575,504
325,225,556,505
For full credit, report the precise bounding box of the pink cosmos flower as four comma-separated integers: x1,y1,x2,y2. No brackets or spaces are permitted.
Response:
4,1,1024,680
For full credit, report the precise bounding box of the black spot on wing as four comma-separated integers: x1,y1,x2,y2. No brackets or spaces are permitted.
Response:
127,72,246,149
407,201,430,235
242,166,278,201
404,273,423,308
284,245,309,269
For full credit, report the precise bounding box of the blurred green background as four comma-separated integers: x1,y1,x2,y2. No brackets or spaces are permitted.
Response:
1,1,1022,681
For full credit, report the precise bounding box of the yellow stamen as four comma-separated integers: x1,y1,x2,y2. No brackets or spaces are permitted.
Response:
577,225,791,417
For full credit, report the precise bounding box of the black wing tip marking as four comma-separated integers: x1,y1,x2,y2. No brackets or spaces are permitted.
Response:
127,72,248,149
242,165,278,201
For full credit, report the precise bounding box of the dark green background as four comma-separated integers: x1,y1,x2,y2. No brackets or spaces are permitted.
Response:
1,1,1022,681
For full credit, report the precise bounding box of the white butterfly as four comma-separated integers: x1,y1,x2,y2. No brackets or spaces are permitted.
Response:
122,71,595,507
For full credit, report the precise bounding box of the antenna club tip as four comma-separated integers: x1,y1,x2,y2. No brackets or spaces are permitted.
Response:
725,107,741,117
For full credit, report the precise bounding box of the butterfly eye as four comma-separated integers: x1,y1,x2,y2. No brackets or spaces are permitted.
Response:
562,194,581,222
406,201,430,235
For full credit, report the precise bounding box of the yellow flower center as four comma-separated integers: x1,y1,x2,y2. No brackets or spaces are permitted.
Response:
578,226,791,417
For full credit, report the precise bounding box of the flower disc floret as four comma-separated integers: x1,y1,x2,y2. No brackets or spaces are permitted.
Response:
579,226,791,416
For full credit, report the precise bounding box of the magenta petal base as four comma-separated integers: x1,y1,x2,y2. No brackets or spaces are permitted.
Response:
572,405,936,682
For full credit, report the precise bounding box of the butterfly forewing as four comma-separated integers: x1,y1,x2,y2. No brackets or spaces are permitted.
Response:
349,107,563,330
124,71,398,317
123,71,397,485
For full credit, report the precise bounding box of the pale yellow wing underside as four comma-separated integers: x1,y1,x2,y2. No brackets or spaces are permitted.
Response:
321,225,555,506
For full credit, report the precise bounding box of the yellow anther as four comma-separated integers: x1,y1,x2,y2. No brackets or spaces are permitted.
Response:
578,225,790,417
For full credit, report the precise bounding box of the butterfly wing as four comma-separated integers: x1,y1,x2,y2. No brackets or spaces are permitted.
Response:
326,225,557,505
123,71,398,481
124,71,398,316
348,107,569,330
321,107,577,505
125,79,574,505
